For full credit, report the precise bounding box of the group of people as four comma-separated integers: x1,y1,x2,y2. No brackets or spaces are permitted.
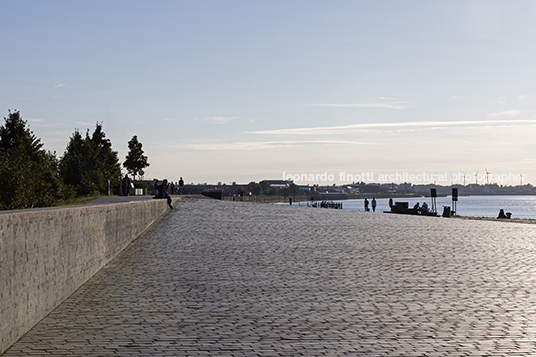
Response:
164,179,185,195
154,177,185,209
364,197,377,212
412,201,429,214
120,174,185,210
364,197,430,214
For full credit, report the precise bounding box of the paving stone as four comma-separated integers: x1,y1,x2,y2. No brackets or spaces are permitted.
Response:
4,196,536,356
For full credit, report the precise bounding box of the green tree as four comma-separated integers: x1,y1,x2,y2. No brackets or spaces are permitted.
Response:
123,135,150,179
0,110,62,209
59,123,121,196
247,181,262,196
259,180,270,192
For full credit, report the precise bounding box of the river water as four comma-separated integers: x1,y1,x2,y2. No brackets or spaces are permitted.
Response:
289,195,536,219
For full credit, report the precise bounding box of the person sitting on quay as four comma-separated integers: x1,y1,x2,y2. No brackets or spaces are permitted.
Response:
155,179,173,209
420,202,429,214
413,202,420,214
497,209,507,219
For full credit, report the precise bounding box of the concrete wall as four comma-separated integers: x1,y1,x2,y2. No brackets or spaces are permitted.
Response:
0,199,174,354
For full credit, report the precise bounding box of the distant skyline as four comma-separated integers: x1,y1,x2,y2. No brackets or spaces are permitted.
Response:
2,1,536,185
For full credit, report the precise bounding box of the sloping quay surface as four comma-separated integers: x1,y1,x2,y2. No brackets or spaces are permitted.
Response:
4,196,536,356
0,198,177,354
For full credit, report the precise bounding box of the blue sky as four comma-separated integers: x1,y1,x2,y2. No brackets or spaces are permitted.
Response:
2,1,536,185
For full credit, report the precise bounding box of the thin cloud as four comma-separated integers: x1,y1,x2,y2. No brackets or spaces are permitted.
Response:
179,140,375,151
27,118,70,127
518,95,528,101
250,119,536,136
194,116,241,124
486,110,522,118
54,82,66,88
306,102,408,110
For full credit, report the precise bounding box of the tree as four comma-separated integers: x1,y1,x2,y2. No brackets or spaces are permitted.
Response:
59,123,121,196
248,181,262,195
0,110,62,209
123,135,149,179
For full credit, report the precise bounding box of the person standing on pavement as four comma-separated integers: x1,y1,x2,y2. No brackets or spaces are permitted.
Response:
371,197,377,212
179,177,185,194
122,174,131,196
364,198,369,212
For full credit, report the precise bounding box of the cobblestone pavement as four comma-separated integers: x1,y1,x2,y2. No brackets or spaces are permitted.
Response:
5,196,536,356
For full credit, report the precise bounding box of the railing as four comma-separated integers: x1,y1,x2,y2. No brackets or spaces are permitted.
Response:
223,195,311,204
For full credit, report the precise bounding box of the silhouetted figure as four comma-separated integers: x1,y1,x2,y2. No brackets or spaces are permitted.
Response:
498,209,507,219
179,177,184,194
371,197,377,212
122,174,131,196
156,179,173,209
364,198,369,212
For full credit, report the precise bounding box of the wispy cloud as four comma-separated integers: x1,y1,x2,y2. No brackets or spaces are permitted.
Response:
194,116,241,124
54,82,66,88
27,118,70,127
306,102,408,110
486,110,522,118
250,119,536,136
179,140,374,151
518,95,528,101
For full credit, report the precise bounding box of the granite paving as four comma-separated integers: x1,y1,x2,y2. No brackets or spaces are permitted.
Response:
4,196,536,356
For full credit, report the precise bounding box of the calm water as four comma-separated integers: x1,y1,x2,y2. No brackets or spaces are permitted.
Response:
289,195,536,219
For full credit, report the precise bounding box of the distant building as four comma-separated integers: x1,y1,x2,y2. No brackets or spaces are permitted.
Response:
264,180,293,188
361,184,380,193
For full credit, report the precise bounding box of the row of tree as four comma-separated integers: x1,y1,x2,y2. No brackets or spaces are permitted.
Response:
232,181,303,197
0,111,150,210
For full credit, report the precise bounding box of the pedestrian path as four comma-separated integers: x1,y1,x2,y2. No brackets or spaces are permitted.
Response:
4,196,536,356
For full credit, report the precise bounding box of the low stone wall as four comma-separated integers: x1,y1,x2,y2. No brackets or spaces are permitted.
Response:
0,199,175,354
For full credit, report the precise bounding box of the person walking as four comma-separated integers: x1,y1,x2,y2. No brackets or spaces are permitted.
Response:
371,197,377,212
364,198,369,212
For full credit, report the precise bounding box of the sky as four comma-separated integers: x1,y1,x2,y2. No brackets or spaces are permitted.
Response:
2,0,536,186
